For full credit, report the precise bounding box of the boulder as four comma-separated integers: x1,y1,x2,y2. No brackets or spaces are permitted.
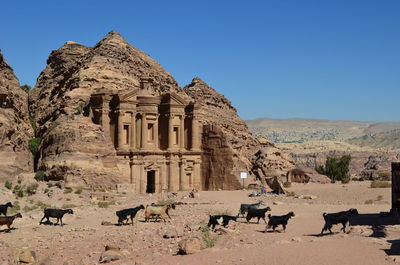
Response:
178,237,202,255
14,249,36,264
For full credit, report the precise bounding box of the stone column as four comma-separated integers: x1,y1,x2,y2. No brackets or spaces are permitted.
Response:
155,170,160,193
179,161,184,191
179,114,184,149
154,115,159,150
191,117,200,151
141,113,147,149
117,111,124,150
129,161,134,184
168,114,174,150
133,162,141,194
168,159,179,191
130,112,136,149
160,163,166,191
140,165,146,194
193,161,201,190
102,108,110,136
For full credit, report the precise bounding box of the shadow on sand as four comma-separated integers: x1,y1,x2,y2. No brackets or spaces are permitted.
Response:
0,227,16,233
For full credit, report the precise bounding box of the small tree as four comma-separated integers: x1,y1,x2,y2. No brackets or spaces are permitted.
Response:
20,84,31,93
316,155,351,183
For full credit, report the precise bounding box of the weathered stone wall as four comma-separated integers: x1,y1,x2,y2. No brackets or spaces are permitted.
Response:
0,50,33,181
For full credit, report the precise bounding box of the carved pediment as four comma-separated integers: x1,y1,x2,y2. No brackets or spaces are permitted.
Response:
119,89,141,102
161,92,187,106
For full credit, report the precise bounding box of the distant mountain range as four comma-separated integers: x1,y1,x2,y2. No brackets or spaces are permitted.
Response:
246,118,400,149
246,118,400,175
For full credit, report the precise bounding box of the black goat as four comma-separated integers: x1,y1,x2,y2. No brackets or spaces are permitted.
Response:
321,208,359,234
40,208,74,226
0,202,13,216
246,207,271,224
237,201,265,217
266,211,295,232
116,205,145,225
208,215,237,229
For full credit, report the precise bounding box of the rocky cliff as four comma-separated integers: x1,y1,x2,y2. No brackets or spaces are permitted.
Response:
25,31,295,190
184,78,295,188
28,31,187,189
0,50,33,181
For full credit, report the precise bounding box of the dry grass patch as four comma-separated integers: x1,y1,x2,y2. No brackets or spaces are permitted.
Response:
370,181,391,188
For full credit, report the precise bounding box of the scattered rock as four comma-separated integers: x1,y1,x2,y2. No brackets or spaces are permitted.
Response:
291,237,302,243
99,250,123,263
178,237,202,255
273,201,284,205
101,221,113,226
105,244,120,251
14,249,36,264
163,226,185,239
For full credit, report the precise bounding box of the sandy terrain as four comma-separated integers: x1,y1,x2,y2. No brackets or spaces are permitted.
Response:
0,181,399,265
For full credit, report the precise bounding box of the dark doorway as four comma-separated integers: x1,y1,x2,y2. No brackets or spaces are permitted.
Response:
146,170,156,193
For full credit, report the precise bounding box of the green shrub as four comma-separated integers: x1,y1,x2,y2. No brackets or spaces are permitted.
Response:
370,181,391,188
316,155,351,183
4,181,12,190
47,183,54,188
8,201,20,214
29,116,38,135
97,201,115,208
378,172,391,181
20,84,31,93
44,188,50,194
200,225,218,248
28,138,41,156
64,187,73,194
35,201,51,209
341,175,350,184
62,204,77,209
376,195,383,201
75,102,88,115
34,171,45,181
74,187,83,194
26,183,39,196
17,190,24,198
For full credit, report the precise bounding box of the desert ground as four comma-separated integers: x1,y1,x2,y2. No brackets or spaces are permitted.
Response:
1,181,399,265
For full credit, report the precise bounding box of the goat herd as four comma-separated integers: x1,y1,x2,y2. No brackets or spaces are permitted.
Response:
0,199,359,236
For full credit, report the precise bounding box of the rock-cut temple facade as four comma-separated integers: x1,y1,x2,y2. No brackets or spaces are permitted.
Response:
90,78,202,194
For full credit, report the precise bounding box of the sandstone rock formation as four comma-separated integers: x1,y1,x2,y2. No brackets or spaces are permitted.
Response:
26,31,295,190
0,50,33,181
28,31,188,188
184,78,295,189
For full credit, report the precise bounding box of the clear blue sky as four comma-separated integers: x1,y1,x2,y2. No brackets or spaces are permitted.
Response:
1,0,399,122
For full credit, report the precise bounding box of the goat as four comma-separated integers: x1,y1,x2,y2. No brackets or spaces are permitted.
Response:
0,202,13,216
321,208,359,234
144,204,175,222
116,205,145,225
246,206,271,224
0,213,22,230
266,211,295,232
208,215,237,229
40,208,74,226
237,201,265,217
